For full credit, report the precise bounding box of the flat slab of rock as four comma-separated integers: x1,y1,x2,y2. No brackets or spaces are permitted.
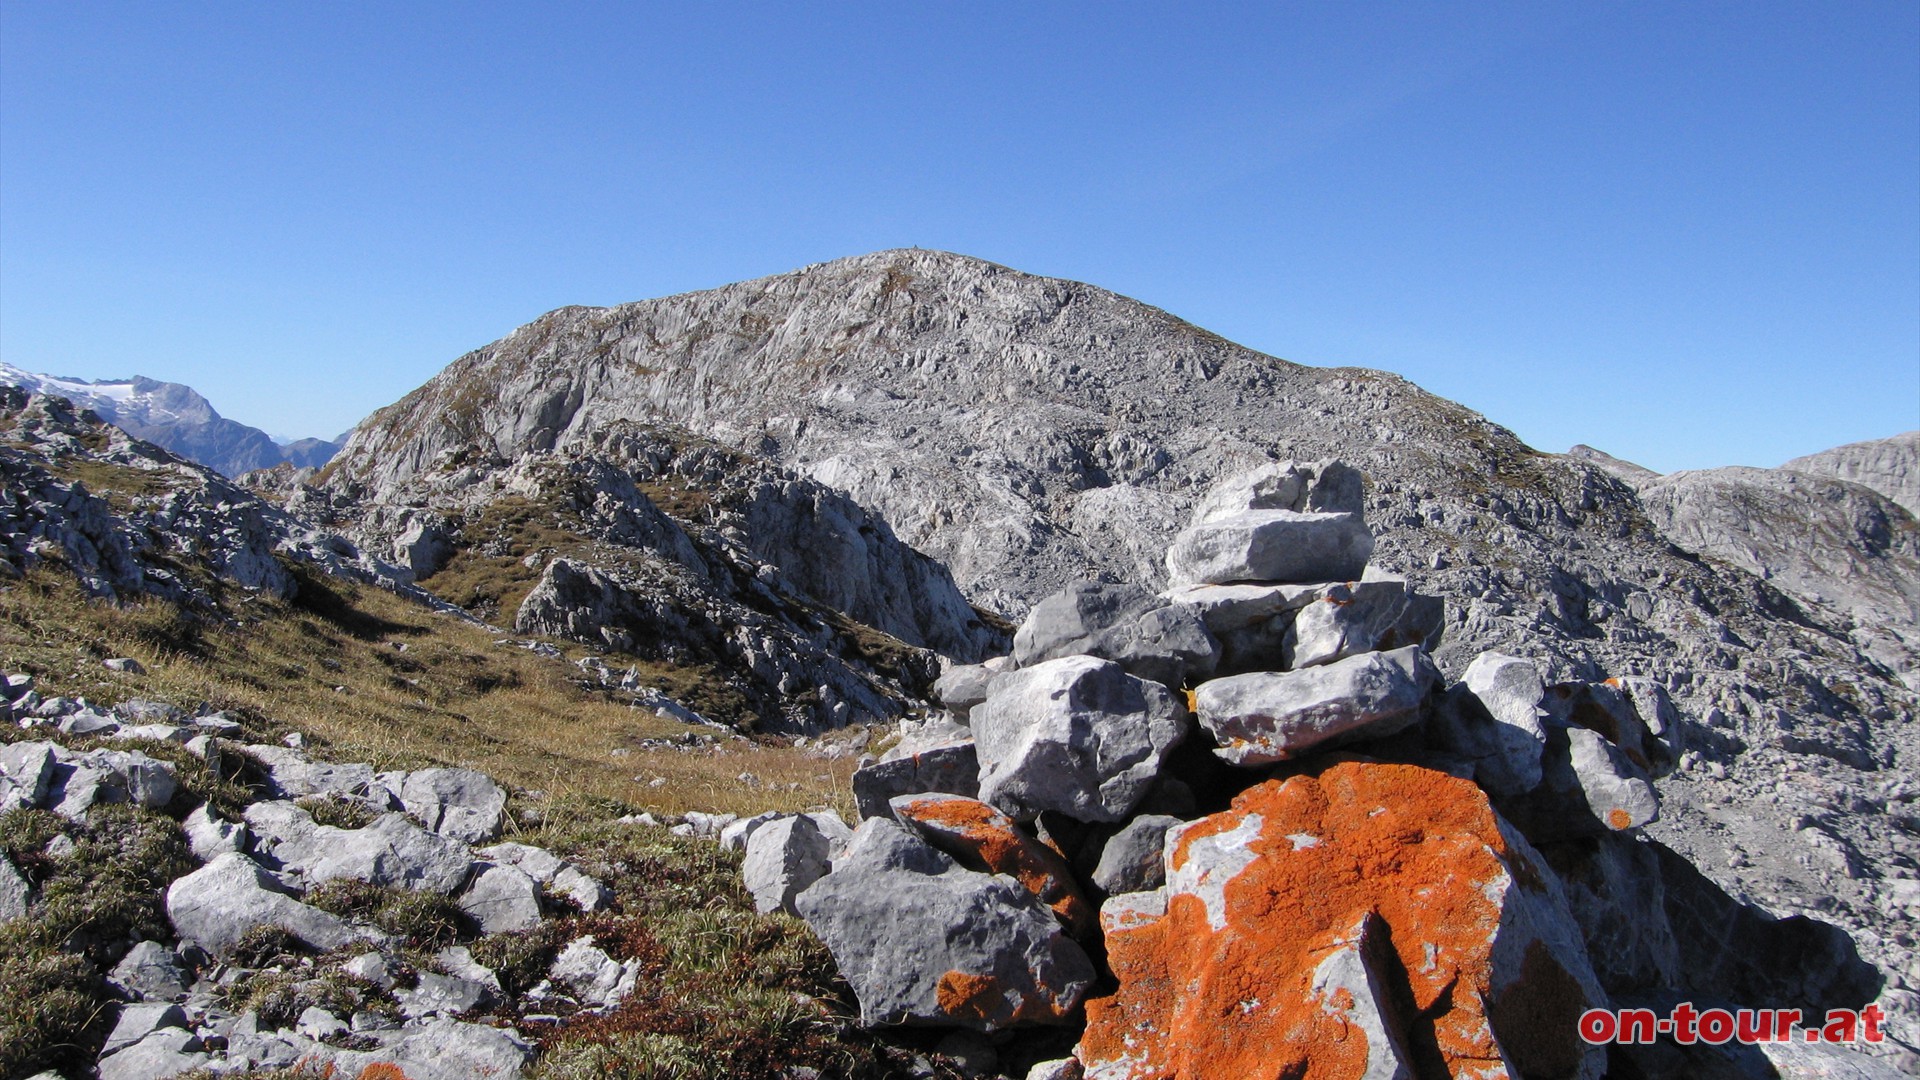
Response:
795,817,1094,1030
400,767,507,843
1430,651,1551,798
891,792,1094,936
457,861,543,933
1012,582,1219,687
1187,460,1365,525
1090,814,1184,897
1078,762,1606,1080
1165,509,1373,587
1194,645,1437,765
1503,726,1660,841
165,852,368,958
852,734,980,821
245,802,473,893
1280,575,1409,668
974,656,1187,823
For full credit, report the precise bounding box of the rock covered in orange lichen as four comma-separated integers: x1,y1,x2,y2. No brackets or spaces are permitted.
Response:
891,792,1096,937
1077,761,1606,1080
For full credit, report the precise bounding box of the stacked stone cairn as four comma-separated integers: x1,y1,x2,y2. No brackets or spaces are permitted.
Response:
738,461,1891,1080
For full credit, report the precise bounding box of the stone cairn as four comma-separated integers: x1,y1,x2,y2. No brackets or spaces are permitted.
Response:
728,460,1879,1080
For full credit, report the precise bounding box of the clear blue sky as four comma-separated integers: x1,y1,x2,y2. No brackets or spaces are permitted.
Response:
2,2,1915,471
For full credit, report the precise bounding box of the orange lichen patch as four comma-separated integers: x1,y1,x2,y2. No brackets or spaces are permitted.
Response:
893,793,1095,937
937,970,1005,1024
1080,761,1589,1080
1607,808,1633,830
356,1065,412,1080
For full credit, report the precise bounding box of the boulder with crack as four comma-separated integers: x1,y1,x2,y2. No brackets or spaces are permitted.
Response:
1193,645,1438,765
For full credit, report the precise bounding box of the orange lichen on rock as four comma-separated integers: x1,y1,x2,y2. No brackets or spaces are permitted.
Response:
355,1065,411,1080
937,969,1006,1025
1608,808,1633,830
892,793,1095,936
1078,760,1602,1080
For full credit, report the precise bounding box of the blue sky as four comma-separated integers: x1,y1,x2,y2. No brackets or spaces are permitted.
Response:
2,2,1915,471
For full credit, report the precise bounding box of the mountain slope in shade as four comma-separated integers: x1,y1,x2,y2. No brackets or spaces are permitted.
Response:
0,363,343,477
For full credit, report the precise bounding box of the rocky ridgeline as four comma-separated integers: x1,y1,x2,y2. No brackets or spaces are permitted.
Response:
0,681,680,1080
713,462,1907,1080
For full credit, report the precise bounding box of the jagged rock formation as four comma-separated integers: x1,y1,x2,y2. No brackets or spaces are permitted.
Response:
0,363,343,477
1786,432,1920,518
311,250,1916,1008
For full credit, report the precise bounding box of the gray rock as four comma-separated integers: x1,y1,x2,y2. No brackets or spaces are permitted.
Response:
97,1028,207,1080
103,657,146,674
44,748,176,818
0,741,58,806
1280,575,1410,669
457,861,544,933
743,814,833,915
1505,726,1660,842
103,1001,189,1055
545,936,639,1010
244,803,474,894
794,818,1094,1029
717,810,784,852
803,809,855,852
1194,645,1438,765
1090,815,1183,896
1549,680,1674,780
934,663,1002,713
474,840,565,881
1429,651,1550,798
550,865,614,912
246,745,380,799
434,945,504,997
61,709,122,736
325,1017,535,1080
1011,582,1220,687
1027,1060,1086,1080
182,804,247,862
1189,460,1366,525
1610,675,1685,778
1542,832,1681,995
0,853,29,919
342,951,394,989
296,1005,348,1040
164,851,367,957
399,767,507,844
108,941,188,1002
974,656,1187,823
396,971,492,1018
1165,509,1374,587
853,736,979,820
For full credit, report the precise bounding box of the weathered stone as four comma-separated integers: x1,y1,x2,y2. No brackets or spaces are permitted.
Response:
97,1028,207,1080
795,817,1095,1030
1549,680,1674,779
717,810,784,852
743,814,833,915
1194,645,1438,766
1304,914,1419,1080
1078,762,1606,1080
399,767,507,844
1504,725,1661,841
852,736,979,820
1164,509,1374,587
296,1005,348,1040
546,936,639,1010
0,853,29,919
1162,580,1321,675
1280,575,1410,669
1607,676,1685,778
1090,815,1184,897
1188,460,1366,525
475,840,565,880
396,971,493,1018
165,851,367,957
103,1001,189,1055
935,662,1002,713
343,951,395,989
0,741,57,806
1027,1059,1086,1080
974,656,1187,823
1429,651,1551,798
891,792,1094,936
108,940,188,1002
1539,833,1682,995
457,861,544,933
245,803,474,893
182,803,247,862
1012,582,1220,687
550,865,614,912
324,1017,535,1080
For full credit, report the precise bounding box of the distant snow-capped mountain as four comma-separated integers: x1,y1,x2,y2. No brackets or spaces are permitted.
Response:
0,363,342,477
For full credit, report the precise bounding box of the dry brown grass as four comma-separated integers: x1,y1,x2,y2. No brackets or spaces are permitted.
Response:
0,567,857,819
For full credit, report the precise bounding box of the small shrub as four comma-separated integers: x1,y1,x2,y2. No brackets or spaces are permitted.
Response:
470,918,570,998
236,968,376,1030
0,936,110,1078
229,924,312,970
29,803,196,965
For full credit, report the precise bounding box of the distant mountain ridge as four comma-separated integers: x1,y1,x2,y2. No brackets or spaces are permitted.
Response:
0,363,343,477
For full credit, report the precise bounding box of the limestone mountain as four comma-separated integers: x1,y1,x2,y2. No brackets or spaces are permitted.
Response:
0,363,343,477
313,249,1919,1027
1785,431,1920,519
